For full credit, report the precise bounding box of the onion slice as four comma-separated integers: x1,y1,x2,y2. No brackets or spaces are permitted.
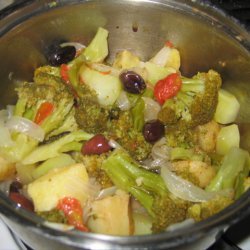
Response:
161,166,218,202
5,116,45,142
142,97,161,122
96,186,117,200
60,42,86,51
116,91,131,111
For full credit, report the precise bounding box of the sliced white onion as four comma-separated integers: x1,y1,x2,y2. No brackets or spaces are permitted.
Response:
142,97,161,122
96,186,117,200
5,116,45,142
0,127,14,147
108,139,122,149
60,42,86,51
151,137,170,161
91,63,121,77
161,166,218,202
116,91,131,111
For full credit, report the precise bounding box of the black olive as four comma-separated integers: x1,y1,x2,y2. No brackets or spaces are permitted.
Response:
143,120,165,143
47,46,76,66
119,71,146,94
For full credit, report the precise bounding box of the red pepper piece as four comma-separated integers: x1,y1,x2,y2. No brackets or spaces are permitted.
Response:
60,64,70,83
154,73,182,105
57,197,88,232
34,102,54,125
165,40,174,48
81,134,111,155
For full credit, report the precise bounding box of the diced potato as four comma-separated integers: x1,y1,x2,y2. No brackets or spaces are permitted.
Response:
87,190,132,235
214,89,240,124
113,50,140,69
216,124,240,155
0,156,15,181
150,45,181,71
27,163,89,212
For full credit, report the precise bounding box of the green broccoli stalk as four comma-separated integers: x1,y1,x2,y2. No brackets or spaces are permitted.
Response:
206,147,250,199
158,69,221,128
170,147,204,161
102,149,189,232
21,130,93,165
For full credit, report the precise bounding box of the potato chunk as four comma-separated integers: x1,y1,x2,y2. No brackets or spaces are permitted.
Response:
27,163,89,212
87,190,132,235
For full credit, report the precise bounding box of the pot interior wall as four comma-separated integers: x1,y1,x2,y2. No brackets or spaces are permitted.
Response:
0,0,249,145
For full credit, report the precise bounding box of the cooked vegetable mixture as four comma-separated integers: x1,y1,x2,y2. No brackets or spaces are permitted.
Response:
0,27,249,235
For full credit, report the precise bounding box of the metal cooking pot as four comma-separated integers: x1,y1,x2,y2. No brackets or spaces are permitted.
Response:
0,0,249,249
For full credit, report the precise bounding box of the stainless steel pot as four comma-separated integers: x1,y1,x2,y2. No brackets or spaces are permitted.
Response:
0,1,249,249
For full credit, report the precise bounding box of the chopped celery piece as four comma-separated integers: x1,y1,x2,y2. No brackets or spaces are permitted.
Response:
206,147,250,193
79,64,122,107
216,124,240,155
82,27,109,63
144,62,175,86
131,98,145,132
214,89,240,124
32,154,76,179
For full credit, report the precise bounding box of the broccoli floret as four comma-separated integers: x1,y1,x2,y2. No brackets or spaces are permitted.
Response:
0,71,76,163
158,70,221,129
102,149,190,233
33,65,61,87
107,111,152,161
74,84,110,134
187,196,232,222
72,152,113,189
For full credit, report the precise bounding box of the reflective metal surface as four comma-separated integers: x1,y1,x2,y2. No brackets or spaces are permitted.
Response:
0,0,249,249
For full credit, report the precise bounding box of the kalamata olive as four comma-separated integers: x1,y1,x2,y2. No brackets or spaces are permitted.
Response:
9,192,34,211
9,181,22,193
119,71,146,94
47,46,76,66
143,120,165,143
82,134,112,155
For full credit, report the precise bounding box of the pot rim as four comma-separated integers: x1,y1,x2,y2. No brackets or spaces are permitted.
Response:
0,0,249,248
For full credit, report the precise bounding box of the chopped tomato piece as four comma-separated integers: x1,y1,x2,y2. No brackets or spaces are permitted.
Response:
165,40,174,48
34,102,54,125
57,197,88,232
60,64,70,83
154,73,182,105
